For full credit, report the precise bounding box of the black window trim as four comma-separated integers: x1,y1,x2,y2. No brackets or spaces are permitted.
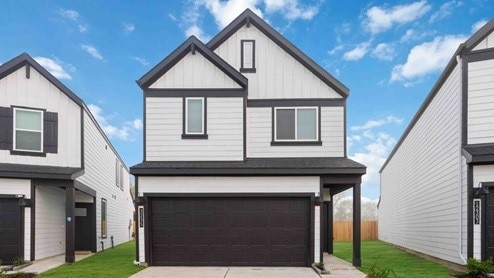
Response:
11,105,46,155
101,198,107,239
240,39,256,73
182,97,208,139
271,106,322,146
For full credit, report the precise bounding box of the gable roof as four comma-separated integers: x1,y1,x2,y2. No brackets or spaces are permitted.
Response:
379,18,494,173
137,36,248,89
0,53,84,107
207,9,349,98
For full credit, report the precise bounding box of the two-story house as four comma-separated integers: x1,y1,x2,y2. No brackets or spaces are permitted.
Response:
131,9,366,267
379,19,494,265
0,53,134,265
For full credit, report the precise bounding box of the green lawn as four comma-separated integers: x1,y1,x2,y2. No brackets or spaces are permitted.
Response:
38,241,143,278
333,241,459,278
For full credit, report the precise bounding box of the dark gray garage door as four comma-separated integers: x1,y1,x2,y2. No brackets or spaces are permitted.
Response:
0,198,21,265
149,196,311,266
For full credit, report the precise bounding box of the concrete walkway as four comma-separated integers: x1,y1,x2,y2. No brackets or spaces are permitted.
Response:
322,253,366,278
131,267,320,278
7,253,93,275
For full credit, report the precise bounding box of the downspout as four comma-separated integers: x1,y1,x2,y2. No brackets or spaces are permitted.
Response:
457,54,467,265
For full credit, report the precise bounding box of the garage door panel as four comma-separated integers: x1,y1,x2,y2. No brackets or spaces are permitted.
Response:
150,196,310,266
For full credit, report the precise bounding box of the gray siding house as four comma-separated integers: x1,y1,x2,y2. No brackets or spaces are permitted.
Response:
379,19,494,265
131,9,366,267
0,53,134,264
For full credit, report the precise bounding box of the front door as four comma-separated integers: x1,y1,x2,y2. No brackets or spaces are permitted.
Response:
75,203,94,251
0,198,22,264
485,191,494,258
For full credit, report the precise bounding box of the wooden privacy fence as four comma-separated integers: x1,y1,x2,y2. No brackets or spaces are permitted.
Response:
333,221,378,241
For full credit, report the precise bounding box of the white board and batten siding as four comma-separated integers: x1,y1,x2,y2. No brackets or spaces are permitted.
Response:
146,97,244,161
35,186,66,260
247,106,344,157
0,178,31,261
379,63,468,264
137,176,321,263
467,58,494,144
0,65,81,167
76,111,134,252
472,165,494,259
214,25,342,99
472,31,494,51
149,51,241,89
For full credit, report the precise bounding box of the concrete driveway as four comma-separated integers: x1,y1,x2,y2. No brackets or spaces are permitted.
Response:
130,266,320,278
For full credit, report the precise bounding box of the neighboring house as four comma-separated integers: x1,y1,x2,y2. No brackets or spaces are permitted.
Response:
131,9,366,267
0,53,134,265
379,19,494,265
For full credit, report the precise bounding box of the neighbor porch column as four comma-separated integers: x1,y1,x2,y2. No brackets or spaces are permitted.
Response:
327,198,334,254
352,183,361,267
65,183,75,263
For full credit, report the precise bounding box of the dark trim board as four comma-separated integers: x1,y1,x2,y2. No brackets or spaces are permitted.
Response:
271,141,322,146
248,99,344,107
240,39,256,73
467,164,474,258
145,89,246,98
135,177,139,262
30,181,35,261
132,167,366,176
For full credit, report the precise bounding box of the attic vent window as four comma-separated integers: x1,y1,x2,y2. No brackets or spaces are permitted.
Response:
240,40,256,73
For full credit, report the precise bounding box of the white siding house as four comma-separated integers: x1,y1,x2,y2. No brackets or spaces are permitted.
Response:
131,9,366,267
379,19,494,265
0,53,134,264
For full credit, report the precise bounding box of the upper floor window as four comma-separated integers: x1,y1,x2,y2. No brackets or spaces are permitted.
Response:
120,164,124,191
13,107,43,152
240,40,256,73
116,159,120,188
101,198,107,238
182,97,207,139
274,107,318,142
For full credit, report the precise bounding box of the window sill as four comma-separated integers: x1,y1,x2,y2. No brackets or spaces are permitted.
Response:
10,150,46,157
240,68,256,73
271,141,322,146
182,134,209,139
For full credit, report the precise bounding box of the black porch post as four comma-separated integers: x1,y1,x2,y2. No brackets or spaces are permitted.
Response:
65,183,75,263
353,183,361,267
327,198,334,254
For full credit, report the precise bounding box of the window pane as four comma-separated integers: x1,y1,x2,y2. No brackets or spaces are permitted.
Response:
16,110,41,130
243,41,254,68
16,130,42,151
101,199,107,237
276,109,295,140
297,109,317,140
187,99,203,133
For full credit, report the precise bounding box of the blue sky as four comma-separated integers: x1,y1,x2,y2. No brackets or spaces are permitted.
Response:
0,0,492,200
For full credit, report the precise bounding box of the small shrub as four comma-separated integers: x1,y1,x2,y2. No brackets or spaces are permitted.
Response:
457,258,494,278
315,262,325,270
366,262,396,278
11,258,25,267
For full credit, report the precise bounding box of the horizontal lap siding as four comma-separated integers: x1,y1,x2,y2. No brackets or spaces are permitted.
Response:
214,25,341,99
76,111,134,252
468,58,494,144
0,65,81,167
35,186,65,260
149,51,241,89
146,97,244,161
379,64,464,264
247,107,343,157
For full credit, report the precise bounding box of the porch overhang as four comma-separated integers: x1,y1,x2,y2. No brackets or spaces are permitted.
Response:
462,144,494,165
0,163,84,180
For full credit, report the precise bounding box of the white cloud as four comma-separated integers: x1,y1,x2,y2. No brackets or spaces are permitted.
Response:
78,24,88,33
351,115,403,131
88,104,142,141
123,23,135,34
264,0,320,21
168,13,177,21
429,0,462,23
391,35,466,82
400,29,417,42
364,0,431,34
328,44,345,55
81,44,104,60
185,24,211,42
203,0,263,29
372,43,395,61
34,57,73,80
58,9,79,21
472,19,488,33
133,57,149,66
343,41,371,61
